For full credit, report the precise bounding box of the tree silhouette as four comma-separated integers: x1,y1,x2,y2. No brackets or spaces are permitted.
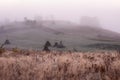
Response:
0,39,11,48
44,41,51,47
53,42,58,47
57,41,65,48
43,41,51,52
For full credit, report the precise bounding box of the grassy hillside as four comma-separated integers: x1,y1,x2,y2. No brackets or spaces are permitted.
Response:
0,20,120,51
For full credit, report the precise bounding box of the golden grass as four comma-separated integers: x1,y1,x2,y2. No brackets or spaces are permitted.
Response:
0,49,120,80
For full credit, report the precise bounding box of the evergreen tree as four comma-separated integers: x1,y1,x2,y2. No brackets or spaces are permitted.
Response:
43,41,51,52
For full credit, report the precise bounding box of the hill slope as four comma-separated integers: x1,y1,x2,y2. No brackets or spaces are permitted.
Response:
0,20,120,50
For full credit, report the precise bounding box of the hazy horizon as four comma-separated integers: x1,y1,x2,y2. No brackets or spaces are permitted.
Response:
0,0,120,32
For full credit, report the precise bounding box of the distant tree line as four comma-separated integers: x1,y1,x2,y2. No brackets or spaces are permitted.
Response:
43,41,66,52
0,39,66,52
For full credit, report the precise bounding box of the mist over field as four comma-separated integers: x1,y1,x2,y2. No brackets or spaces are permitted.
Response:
0,16,120,51
0,0,120,51
0,0,120,32
1,0,120,80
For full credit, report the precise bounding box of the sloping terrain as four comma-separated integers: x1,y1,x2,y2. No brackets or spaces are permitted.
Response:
0,20,120,50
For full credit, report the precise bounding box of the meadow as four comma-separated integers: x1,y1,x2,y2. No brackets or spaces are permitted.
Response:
0,49,120,80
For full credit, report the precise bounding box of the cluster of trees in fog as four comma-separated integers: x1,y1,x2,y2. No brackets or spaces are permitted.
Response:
43,41,66,52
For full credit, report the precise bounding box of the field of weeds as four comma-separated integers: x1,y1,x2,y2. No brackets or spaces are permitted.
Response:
0,49,120,80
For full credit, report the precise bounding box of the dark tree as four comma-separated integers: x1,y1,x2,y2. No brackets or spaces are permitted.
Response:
43,46,50,52
44,41,51,47
0,39,11,48
53,42,58,47
57,41,65,48
43,41,51,52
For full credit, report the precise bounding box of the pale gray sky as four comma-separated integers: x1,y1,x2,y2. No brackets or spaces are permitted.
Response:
0,0,120,32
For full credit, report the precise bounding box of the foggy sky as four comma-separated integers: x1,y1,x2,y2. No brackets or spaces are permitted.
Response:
0,0,120,32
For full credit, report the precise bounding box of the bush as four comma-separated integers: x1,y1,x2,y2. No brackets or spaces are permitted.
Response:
0,48,5,54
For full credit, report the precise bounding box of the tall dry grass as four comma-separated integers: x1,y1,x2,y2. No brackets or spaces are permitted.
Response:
0,49,120,80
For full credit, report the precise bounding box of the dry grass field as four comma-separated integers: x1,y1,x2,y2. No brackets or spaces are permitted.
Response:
0,49,120,80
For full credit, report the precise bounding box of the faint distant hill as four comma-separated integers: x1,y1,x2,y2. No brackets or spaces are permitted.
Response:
0,19,120,50
80,16,101,27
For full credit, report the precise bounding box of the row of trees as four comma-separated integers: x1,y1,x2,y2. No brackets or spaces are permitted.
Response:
43,41,66,52
0,39,66,52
